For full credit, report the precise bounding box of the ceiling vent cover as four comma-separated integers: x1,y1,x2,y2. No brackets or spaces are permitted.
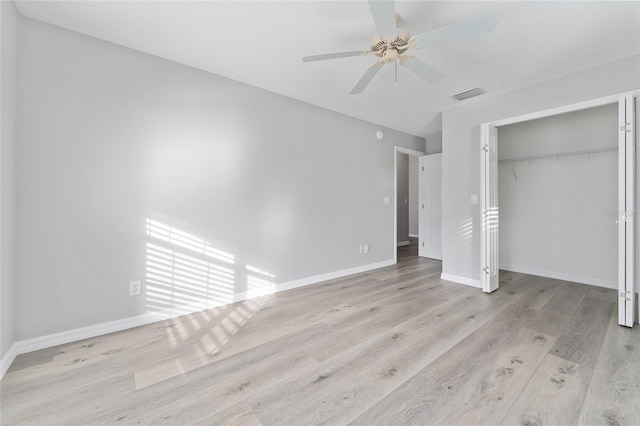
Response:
453,87,486,101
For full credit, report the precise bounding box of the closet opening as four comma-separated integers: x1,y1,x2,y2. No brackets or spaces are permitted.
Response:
498,103,618,289
480,92,638,327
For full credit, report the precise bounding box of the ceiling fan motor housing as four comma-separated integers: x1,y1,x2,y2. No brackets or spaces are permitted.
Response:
371,27,410,62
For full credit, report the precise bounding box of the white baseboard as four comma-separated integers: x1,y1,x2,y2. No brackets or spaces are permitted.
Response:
0,343,18,379
0,259,395,381
397,241,410,247
499,264,617,289
440,273,481,288
275,259,395,293
409,233,419,238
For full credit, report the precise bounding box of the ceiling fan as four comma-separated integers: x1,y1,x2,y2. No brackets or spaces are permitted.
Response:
302,0,497,94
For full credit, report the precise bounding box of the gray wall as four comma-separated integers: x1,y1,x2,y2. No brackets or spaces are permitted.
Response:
442,55,640,283
426,130,443,155
408,155,418,237
1,0,19,361
16,18,425,341
396,152,409,243
498,103,618,287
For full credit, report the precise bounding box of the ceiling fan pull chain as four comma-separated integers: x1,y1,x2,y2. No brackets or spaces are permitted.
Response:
395,58,398,88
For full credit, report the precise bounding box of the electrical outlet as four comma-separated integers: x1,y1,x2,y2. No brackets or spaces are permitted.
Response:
359,245,364,254
364,244,369,253
129,280,141,296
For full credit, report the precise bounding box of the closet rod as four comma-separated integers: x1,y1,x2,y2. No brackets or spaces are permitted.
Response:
498,146,618,164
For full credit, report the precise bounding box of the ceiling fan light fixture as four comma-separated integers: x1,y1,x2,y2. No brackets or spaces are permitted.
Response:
453,87,486,101
381,49,400,63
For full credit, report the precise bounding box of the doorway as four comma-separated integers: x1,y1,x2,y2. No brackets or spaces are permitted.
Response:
394,147,425,263
480,92,638,327
394,147,443,263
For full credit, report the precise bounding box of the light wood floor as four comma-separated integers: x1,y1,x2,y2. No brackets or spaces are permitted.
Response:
2,246,639,425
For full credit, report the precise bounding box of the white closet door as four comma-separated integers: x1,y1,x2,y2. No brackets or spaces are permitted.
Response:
481,125,499,293
418,154,442,260
618,94,636,327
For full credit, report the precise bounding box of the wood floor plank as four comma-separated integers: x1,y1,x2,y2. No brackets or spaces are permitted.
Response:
500,355,592,426
577,313,640,426
1,372,136,425
354,326,554,426
247,289,522,425
120,350,316,425
0,252,628,426
499,270,528,284
512,276,562,310
548,296,615,369
543,281,590,313
586,285,617,301
5,346,59,373
3,324,326,425
304,285,474,363
348,375,451,426
194,401,263,426
411,297,557,425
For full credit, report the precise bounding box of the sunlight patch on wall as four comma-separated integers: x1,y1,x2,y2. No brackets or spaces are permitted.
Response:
458,217,474,242
246,264,276,298
145,218,237,313
146,218,234,264
145,242,236,312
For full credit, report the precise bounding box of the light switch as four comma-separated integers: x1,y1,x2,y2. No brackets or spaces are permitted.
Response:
471,194,478,205
384,196,390,205
404,198,408,204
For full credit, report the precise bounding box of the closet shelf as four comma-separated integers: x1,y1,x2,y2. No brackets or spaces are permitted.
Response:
498,146,618,164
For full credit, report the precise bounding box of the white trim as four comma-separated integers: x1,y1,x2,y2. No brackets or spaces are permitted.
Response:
489,91,635,127
441,273,481,288
480,89,639,297
396,146,427,156
409,233,419,238
397,241,410,247
394,146,426,265
394,148,397,264
275,259,395,292
499,264,617,290
0,259,395,380
0,343,18,379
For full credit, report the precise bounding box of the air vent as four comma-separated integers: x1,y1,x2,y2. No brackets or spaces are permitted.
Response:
453,87,486,101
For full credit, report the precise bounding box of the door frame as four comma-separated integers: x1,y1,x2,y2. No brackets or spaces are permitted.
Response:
480,90,639,325
419,153,443,260
394,146,426,264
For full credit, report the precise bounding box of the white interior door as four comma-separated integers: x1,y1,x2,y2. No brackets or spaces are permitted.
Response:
481,125,499,293
419,154,442,260
618,94,636,327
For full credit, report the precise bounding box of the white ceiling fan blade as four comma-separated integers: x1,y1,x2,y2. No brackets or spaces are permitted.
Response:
302,51,369,62
368,0,397,39
351,63,384,94
401,56,445,84
411,15,498,47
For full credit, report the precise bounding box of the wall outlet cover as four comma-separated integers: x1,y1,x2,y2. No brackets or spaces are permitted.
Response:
129,280,141,296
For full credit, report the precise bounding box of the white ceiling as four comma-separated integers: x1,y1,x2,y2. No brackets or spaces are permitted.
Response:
15,1,640,138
